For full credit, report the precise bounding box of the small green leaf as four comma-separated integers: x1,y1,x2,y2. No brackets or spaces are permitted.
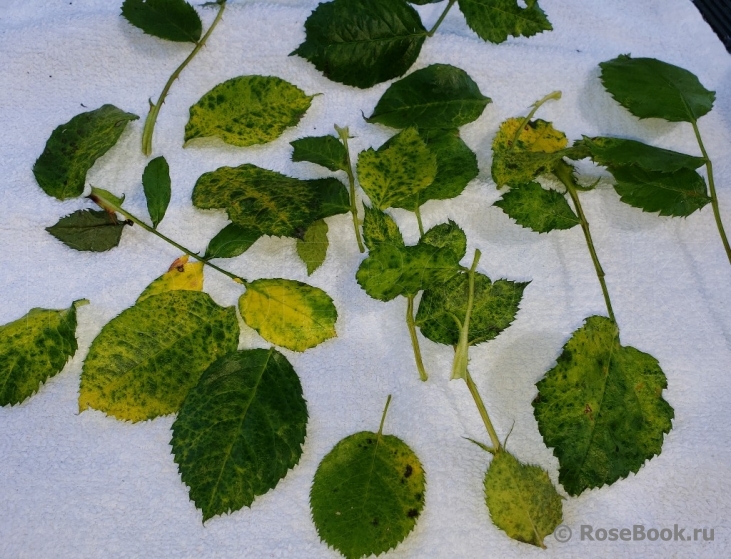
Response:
46,209,127,252
142,156,171,228
362,206,405,251
484,450,563,548
239,279,338,352
599,55,715,123
33,105,139,200
121,0,202,43
366,64,491,129
172,348,307,522
204,224,260,259
292,0,427,89
297,219,329,275
494,182,579,233
534,316,674,495
419,220,467,260
291,135,348,172
356,128,437,211
136,255,204,303
0,300,86,406
185,76,314,148
457,0,552,44
79,291,239,422
576,136,706,173
609,165,710,217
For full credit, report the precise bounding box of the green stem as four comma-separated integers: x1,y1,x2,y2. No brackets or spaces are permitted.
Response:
509,90,562,151
406,295,428,381
427,0,457,37
141,1,227,156
451,249,481,380
378,394,392,436
414,205,425,237
691,120,731,265
335,125,365,253
464,370,501,451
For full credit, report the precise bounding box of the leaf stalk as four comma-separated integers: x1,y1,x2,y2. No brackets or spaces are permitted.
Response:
427,0,457,37
509,90,562,151
451,249,481,380
406,295,429,381
465,370,501,451
335,125,365,253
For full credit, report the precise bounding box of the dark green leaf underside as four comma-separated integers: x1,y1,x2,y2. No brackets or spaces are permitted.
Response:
296,219,329,275
457,0,552,44
494,182,579,233
46,210,127,252
142,156,171,228
291,135,348,172
121,0,202,43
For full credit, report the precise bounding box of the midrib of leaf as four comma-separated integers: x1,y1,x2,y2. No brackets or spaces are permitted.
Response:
377,98,486,115
326,31,426,47
246,284,332,329
655,71,697,124
510,469,544,548
620,170,705,197
358,425,385,520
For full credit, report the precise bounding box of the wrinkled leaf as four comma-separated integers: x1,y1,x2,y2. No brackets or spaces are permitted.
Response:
0,300,86,406
172,348,307,522
291,135,348,172
575,136,705,173
136,255,203,303
121,0,202,43
458,0,552,44
297,220,329,275
79,291,239,422
494,181,579,233
362,206,405,251
33,105,139,200
185,76,313,148
366,64,491,129
534,316,674,495
204,223,260,259
239,279,338,352
46,209,127,252
142,156,171,228
292,0,427,89
599,55,715,123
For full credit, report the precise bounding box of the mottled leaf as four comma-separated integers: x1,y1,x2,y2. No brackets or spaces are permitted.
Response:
297,219,329,275
142,156,171,228
239,279,337,352
291,135,348,172
484,450,562,548
575,136,705,173
79,291,239,422
292,0,427,89
533,316,674,495
419,220,467,259
46,209,127,252
172,348,307,522
494,181,579,233
0,300,86,406
136,255,203,303
599,55,715,123
362,206,404,251
33,105,139,200
185,76,313,148
204,224,260,259
121,0,202,43
458,0,552,44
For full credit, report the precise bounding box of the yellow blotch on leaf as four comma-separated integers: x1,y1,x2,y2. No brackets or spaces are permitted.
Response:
137,255,204,303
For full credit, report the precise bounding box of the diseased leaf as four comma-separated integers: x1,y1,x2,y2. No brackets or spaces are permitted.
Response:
121,0,202,43
366,64,491,129
533,316,674,495
484,450,562,548
599,55,715,123
291,135,348,172
457,0,552,44
357,128,437,211
136,255,203,303
576,136,705,173
362,206,405,251
0,300,86,406
171,348,307,522
33,105,139,200
142,156,171,228
297,219,329,275
192,164,350,254
46,209,127,252
239,279,337,352
185,76,313,148
79,291,239,422
494,181,579,233
608,165,710,217
419,220,467,259
292,0,427,89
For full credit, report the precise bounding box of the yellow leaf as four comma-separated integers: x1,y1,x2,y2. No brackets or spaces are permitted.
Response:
136,255,204,303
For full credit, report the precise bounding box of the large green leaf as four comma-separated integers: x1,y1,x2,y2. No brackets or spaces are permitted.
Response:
291,135,348,173
494,181,579,233
121,0,202,43
533,316,674,495
576,136,705,173
142,156,171,228
46,209,127,252
457,0,552,44
79,291,239,422
239,279,338,352
366,64,491,129
599,55,715,123
0,300,86,406
291,0,427,89
362,206,405,251
184,76,313,148
297,219,329,276
171,348,307,522
33,105,139,200
484,450,562,548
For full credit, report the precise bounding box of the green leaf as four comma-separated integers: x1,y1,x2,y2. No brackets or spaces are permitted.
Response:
136,255,204,303
419,220,467,259
362,206,405,251
239,279,338,352
171,348,307,522
416,271,527,346
608,165,710,217
204,224,260,259
184,76,314,148
533,316,674,495
576,136,706,173
297,219,329,275
142,156,171,228
121,0,202,43
192,164,350,254
291,135,348,172
33,105,139,200
366,64,491,129
0,300,86,406
356,128,437,211
79,291,239,422
457,0,552,44
494,182,579,233
292,0,427,89
46,209,127,252
599,55,715,123
484,450,562,548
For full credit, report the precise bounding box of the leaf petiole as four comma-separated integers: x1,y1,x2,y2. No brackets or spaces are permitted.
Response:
465,369,501,451
414,205,425,237
378,394,393,435
335,125,365,253
451,249,481,380
427,0,457,37
509,90,562,151
406,295,429,381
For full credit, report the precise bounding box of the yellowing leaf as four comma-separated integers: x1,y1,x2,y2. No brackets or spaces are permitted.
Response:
136,255,204,303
